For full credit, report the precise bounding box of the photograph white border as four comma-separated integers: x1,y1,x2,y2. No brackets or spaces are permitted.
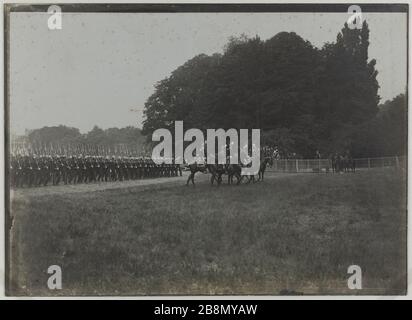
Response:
0,0,409,300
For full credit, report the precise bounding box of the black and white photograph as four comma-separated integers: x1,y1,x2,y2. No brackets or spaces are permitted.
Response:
3,2,408,297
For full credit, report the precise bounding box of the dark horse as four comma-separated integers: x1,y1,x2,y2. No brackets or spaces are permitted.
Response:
219,157,273,185
247,157,273,183
186,163,232,186
258,156,273,181
186,157,273,186
186,163,208,186
207,164,227,185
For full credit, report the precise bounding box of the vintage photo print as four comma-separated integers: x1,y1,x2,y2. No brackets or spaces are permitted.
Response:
4,3,408,296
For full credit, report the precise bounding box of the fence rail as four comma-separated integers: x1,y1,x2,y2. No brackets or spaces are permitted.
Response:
267,156,407,173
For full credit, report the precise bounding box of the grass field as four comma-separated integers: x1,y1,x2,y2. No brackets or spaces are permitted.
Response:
9,169,407,295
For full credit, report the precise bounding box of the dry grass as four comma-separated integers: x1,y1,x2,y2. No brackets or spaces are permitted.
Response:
9,169,407,296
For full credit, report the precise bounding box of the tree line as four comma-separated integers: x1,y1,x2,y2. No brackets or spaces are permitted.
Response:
13,125,147,155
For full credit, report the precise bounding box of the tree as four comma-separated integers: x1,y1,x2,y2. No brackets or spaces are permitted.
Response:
142,53,222,136
319,22,379,133
25,125,147,155
142,33,321,138
142,23,395,158
28,125,82,145
86,126,106,145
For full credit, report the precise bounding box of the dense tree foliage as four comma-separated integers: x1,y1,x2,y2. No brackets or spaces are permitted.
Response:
142,22,402,158
27,125,82,145
348,94,407,157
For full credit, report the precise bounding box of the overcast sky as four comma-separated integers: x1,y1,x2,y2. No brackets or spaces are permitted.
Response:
9,12,407,134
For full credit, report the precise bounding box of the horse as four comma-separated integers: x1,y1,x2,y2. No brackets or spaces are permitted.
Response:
346,156,356,173
186,163,208,186
217,157,272,185
247,157,273,183
258,156,273,181
185,156,273,186
186,163,234,186
206,164,227,185
226,164,242,185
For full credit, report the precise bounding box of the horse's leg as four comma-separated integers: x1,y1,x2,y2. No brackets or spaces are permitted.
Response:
217,174,222,186
236,173,241,185
186,172,192,185
210,173,215,185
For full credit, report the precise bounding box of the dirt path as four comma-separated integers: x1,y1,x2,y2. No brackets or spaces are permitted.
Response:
11,171,303,198
11,173,190,198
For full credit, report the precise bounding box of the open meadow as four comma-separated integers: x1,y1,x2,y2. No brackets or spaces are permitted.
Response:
9,169,407,295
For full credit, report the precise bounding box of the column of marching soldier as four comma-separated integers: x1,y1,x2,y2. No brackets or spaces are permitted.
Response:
10,154,183,188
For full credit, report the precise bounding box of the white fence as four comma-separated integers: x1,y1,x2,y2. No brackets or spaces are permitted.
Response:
268,156,406,173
